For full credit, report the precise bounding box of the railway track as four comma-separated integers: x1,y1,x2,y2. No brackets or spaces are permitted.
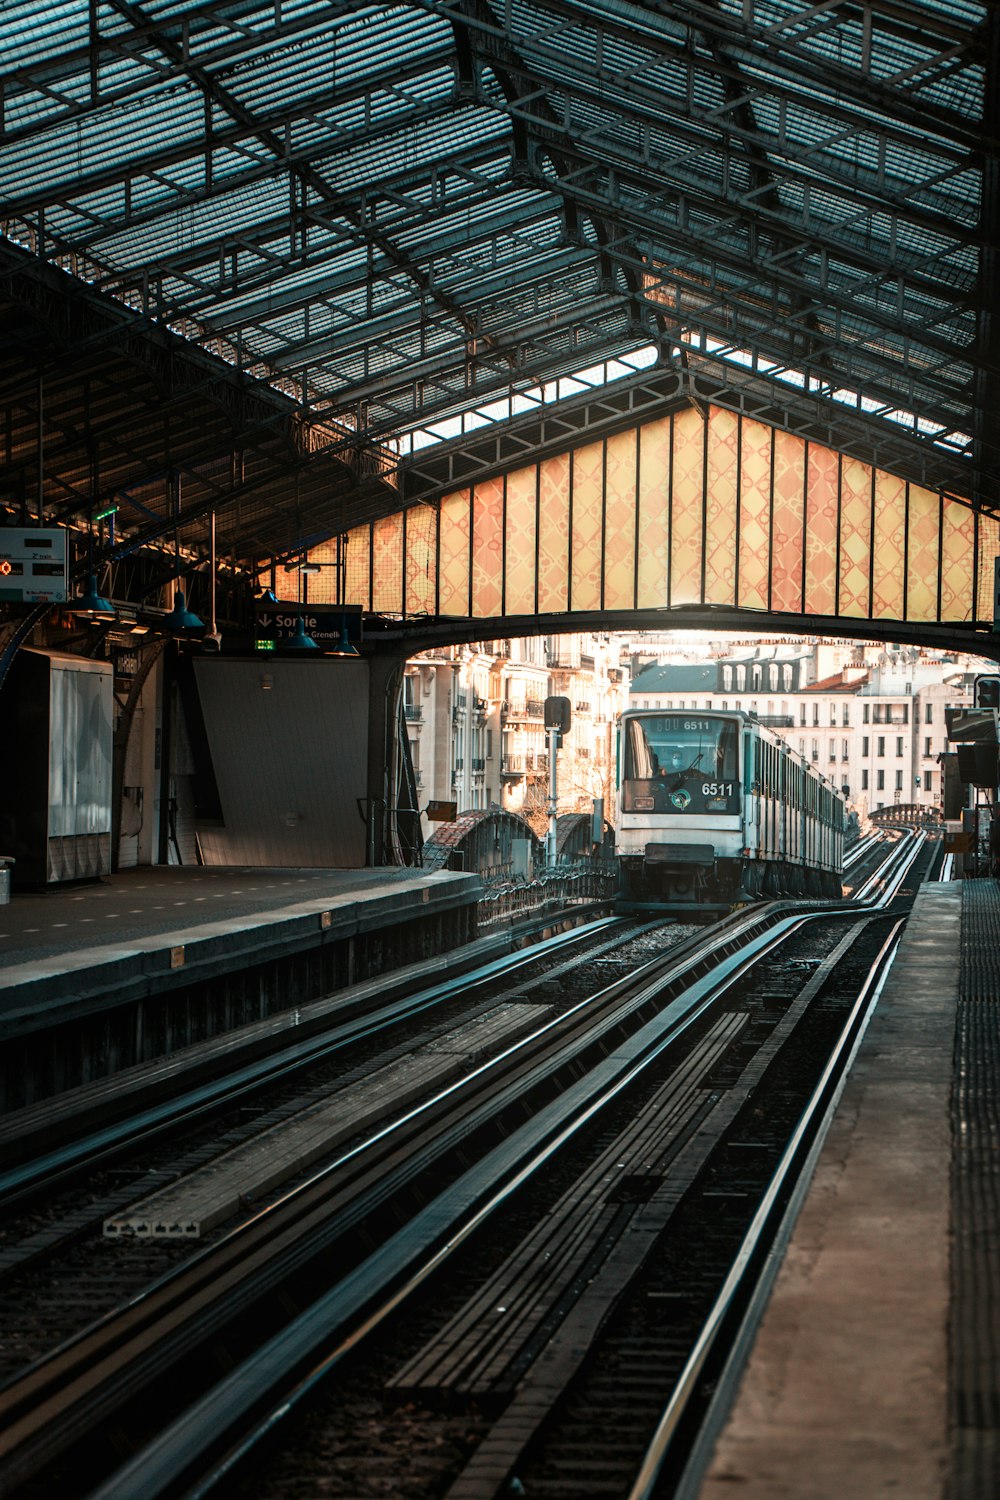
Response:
0,833,930,1499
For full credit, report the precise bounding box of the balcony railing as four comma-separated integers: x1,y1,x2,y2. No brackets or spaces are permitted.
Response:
502,698,545,722
501,753,549,775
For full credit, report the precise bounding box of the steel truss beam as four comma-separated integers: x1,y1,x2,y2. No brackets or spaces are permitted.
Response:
0,0,991,583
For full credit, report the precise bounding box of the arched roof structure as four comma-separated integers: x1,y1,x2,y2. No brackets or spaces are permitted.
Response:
0,1,996,594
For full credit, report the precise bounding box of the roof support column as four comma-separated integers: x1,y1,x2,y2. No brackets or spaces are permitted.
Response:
975,7,1000,511
364,645,409,866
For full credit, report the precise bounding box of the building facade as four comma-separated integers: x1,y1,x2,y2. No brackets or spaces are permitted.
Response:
405,633,629,841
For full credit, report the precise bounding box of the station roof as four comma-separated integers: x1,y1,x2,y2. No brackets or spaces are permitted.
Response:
0,1,995,577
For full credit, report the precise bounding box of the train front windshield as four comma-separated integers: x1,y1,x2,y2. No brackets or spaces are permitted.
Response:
622,714,740,815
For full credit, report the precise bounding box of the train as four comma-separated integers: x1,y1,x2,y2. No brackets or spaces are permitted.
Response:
615,708,845,911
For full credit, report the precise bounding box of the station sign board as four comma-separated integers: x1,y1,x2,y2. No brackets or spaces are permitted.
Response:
254,599,362,648
425,800,457,822
0,528,67,603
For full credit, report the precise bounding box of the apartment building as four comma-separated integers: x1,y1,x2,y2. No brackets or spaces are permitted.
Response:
405,633,628,840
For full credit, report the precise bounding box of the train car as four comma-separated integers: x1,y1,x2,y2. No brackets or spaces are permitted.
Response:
615,708,845,911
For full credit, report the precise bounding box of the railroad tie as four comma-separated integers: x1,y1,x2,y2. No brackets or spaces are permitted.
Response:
103,1001,551,1239
387,1012,748,1411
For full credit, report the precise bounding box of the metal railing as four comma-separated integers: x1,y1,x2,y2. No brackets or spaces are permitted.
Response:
477,863,618,930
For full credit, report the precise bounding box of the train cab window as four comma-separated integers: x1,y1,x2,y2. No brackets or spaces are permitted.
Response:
622,713,739,813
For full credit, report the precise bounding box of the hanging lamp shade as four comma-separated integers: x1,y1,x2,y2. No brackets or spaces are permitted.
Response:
327,622,359,657
279,615,319,652
166,589,203,633
72,574,115,618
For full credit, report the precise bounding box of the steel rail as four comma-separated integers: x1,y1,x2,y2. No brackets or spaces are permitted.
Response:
85,904,853,1500
79,842,925,1500
0,839,917,1495
628,917,907,1500
0,914,628,1204
0,902,842,1494
4,829,913,1209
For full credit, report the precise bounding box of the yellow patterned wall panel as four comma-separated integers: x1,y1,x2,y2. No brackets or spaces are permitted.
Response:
871,470,906,620
979,518,1000,625
738,418,771,612
907,485,940,622
341,525,372,609
438,489,471,616
636,418,670,608
705,407,739,607
670,407,704,604
804,444,839,617
838,456,873,618
771,429,805,614
472,477,504,617
571,441,604,612
505,465,537,616
603,428,638,611
405,504,437,616
339,404,989,637
537,452,570,614
941,496,976,626
371,512,404,615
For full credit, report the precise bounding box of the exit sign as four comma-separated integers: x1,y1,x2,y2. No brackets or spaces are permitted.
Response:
0,528,67,603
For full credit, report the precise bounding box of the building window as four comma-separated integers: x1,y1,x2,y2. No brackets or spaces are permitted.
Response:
925,702,933,724
811,738,819,762
842,738,849,761
862,735,869,756
863,703,870,723
812,703,819,726
924,736,932,757
896,736,904,757
829,740,836,760
799,704,806,726
783,664,793,690
877,769,885,790
736,665,746,690
723,665,733,690
830,704,837,726
752,664,762,690
877,736,885,756
842,704,850,726
862,769,869,790
769,664,778,688
895,769,904,792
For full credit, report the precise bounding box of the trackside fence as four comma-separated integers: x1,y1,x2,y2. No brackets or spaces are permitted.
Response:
477,862,618,930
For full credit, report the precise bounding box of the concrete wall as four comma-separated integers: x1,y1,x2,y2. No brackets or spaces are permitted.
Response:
192,657,370,867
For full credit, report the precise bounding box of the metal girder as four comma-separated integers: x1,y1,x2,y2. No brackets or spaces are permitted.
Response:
397,359,982,507
0,0,992,587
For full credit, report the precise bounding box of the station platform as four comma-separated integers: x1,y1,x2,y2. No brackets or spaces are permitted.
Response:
695,877,999,1500
0,865,483,1108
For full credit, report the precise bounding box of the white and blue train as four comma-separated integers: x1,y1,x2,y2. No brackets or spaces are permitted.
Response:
615,708,845,911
